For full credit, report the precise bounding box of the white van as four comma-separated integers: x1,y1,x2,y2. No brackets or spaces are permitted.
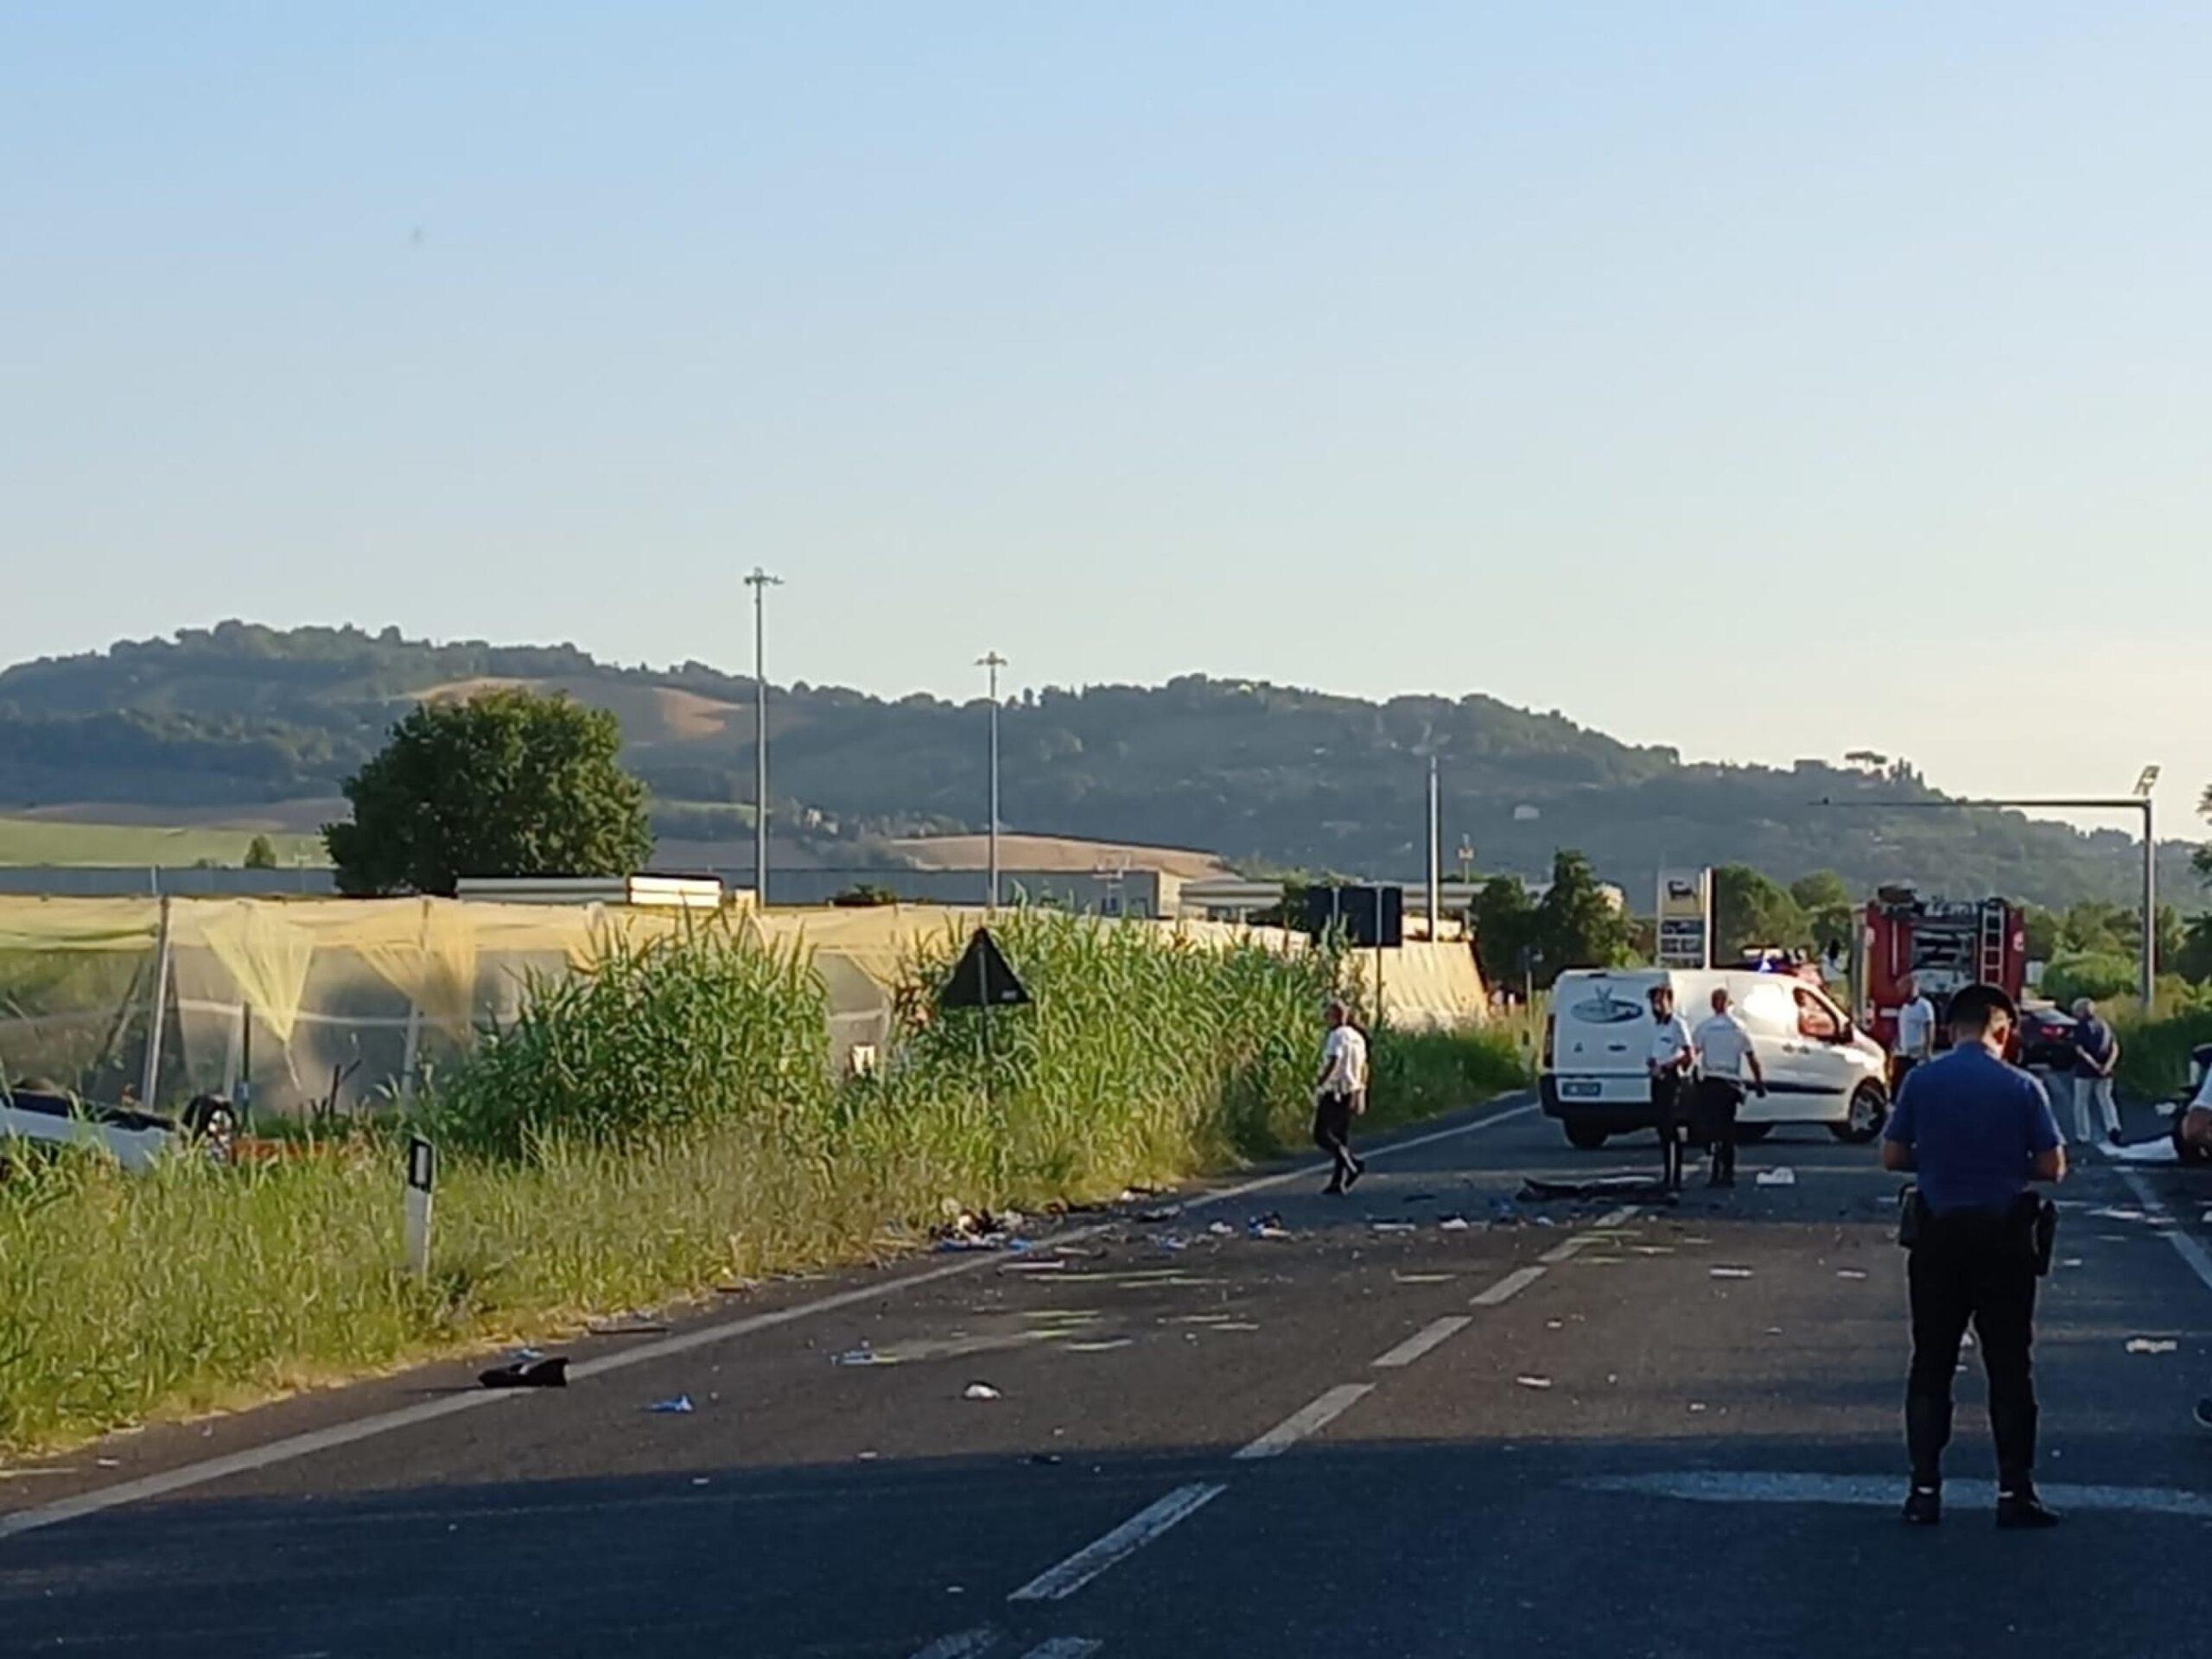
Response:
1541,967,1889,1151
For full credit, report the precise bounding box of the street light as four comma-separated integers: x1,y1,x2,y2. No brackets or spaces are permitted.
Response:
744,567,782,906
977,652,1007,911
1815,767,2163,1013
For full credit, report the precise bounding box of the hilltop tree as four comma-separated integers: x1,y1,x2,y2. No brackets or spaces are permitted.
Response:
243,834,279,870
324,689,650,896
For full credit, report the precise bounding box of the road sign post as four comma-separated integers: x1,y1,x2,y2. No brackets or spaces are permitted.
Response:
404,1135,435,1281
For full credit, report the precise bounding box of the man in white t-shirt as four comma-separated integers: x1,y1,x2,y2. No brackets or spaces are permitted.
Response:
1313,999,1370,1195
1894,974,1936,1092
1647,982,1694,1192
1693,986,1767,1189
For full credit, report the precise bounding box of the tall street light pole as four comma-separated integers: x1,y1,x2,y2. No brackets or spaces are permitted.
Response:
978,652,1007,912
1815,768,2162,1014
1426,755,1441,939
744,567,782,906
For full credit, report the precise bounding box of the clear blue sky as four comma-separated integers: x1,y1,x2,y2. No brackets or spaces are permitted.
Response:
4,3,2205,833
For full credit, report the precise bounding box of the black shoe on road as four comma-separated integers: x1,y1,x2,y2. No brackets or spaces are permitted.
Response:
1901,1485,1942,1526
1321,1178,1345,1197
1996,1491,2062,1529
2109,1128,2126,1147
1344,1159,1366,1192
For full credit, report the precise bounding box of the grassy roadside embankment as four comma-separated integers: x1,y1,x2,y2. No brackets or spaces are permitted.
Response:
0,913,1527,1459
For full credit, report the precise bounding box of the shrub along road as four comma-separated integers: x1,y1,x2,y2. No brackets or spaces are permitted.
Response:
4,1096,2210,1657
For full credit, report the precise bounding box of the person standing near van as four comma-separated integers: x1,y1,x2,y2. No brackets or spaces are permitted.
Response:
1693,986,1766,1188
1883,983,2065,1527
2069,999,2122,1147
1313,1000,1369,1194
1893,974,1936,1091
1647,982,1694,1192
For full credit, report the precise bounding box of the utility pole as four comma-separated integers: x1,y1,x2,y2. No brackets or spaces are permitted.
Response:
1426,756,1441,939
2136,766,2160,1013
744,567,781,906
978,652,1007,911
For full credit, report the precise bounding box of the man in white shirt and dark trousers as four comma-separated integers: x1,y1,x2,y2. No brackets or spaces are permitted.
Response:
1313,1000,1370,1195
1647,982,1694,1192
1693,986,1767,1188
1893,975,1936,1094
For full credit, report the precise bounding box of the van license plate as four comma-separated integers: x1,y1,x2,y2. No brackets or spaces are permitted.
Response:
1560,1079,1602,1099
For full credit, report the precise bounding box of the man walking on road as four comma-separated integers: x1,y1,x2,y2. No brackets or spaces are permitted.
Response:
1313,999,1369,1195
1883,982,2066,1529
1893,974,1936,1092
2069,998,2123,1147
1648,982,1694,1192
1692,987,1765,1189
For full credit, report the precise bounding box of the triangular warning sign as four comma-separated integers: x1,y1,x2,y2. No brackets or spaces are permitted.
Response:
939,926,1031,1011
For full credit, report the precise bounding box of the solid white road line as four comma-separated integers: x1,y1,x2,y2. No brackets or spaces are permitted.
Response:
1007,1483,1228,1602
908,1627,1002,1659
1578,1470,2212,1518
1470,1265,1547,1306
1232,1382,1376,1460
2117,1169,2212,1296
1370,1316,1472,1370
1019,1641,1103,1658
1592,1205,1640,1229
0,1096,1540,1542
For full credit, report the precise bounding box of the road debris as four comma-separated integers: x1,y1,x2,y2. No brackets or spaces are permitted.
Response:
1247,1214,1292,1240
2126,1338,2179,1355
1206,1220,1235,1237
1439,1216,1471,1231
1754,1168,1796,1187
479,1356,569,1389
1836,1268,1869,1281
1709,1267,1754,1280
963,1382,1003,1401
831,1346,885,1367
1515,1376,1554,1390
645,1395,695,1414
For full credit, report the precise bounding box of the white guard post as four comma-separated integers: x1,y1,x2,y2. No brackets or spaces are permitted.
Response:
404,1135,435,1279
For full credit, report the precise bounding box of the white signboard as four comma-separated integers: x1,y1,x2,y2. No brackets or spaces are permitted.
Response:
1656,868,1712,970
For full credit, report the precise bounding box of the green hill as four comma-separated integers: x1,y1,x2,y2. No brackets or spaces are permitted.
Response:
0,621,2190,906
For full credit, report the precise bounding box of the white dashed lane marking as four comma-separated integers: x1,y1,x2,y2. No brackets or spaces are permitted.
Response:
1007,1483,1228,1602
1232,1383,1376,1460
1370,1316,1473,1370
908,1628,1001,1659
1470,1265,1547,1306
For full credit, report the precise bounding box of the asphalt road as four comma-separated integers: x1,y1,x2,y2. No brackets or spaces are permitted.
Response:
5,1092,2211,1658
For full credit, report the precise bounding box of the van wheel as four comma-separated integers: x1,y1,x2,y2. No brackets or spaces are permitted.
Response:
1832,1084,1888,1144
1565,1122,1609,1151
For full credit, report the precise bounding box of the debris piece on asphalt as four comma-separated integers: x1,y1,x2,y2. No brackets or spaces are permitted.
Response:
479,1356,569,1389
1207,1220,1235,1236
1709,1267,1754,1279
1393,1271,1454,1284
692,1477,710,1486
1754,1167,1796,1187
1153,1234,1188,1252
1136,1206,1184,1223
963,1382,1003,1401
1247,1213,1292,1240
1065,1339,1133,1352
1836,1268,1869,1281
832,1347,885,1366
2088,1206,2151,1223
1546,1319,1563,1330
1689,1402,1707,1413
2126,1338,2179,1355
1439,1216,1471,1231
999,1257,1069,1273
1515,1376,1554,1390
1370,1220,1417,1234
645,1395,695,1414
2060,1257,2084,1268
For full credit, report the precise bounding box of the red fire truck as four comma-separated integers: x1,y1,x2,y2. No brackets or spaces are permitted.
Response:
1859,887,2028,1055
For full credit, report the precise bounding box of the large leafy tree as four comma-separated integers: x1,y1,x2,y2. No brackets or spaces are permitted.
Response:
1713,863,1810,961
324,690,651,896
1532,849,1634,982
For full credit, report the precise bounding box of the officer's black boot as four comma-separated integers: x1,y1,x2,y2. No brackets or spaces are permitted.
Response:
1901,1484,1942,1526
1995,1485,2061,1529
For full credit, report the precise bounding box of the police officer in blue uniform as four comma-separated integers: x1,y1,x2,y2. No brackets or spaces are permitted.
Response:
1881,982,2066,1528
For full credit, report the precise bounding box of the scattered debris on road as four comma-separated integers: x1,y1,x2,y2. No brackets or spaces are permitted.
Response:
479,1355,569,1389
645,1395,695,1414
1710,1267,1754,1280
1247,1214,1292,1240
1836,1268,1869,1280
1439,1216,1471,1231
963,1382,1003,1401
2126,1338,2179,1355
1515,1376,1554,1390
1207,1220,1235,1236
1754,1168,1796,1187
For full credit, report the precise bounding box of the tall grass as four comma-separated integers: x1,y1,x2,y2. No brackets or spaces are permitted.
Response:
0,915,1521,1459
